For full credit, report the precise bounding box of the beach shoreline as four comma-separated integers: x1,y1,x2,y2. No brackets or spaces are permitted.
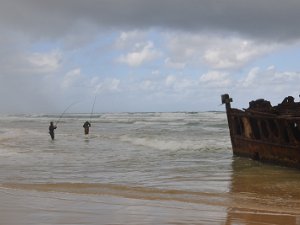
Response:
1,187,300,225
0,187,227,225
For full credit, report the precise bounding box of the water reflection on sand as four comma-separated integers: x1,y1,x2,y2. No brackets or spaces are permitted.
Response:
1,157,300,225
225,157,300,225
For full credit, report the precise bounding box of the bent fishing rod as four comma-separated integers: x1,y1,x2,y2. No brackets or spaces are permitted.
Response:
89,95,97,122
55,101,80,126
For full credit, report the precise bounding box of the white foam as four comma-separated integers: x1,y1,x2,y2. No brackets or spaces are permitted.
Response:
120,134,215,151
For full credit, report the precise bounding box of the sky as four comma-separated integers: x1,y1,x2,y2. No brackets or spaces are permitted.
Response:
1,0,300,113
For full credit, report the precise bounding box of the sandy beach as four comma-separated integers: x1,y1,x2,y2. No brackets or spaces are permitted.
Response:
0,187,228,225
1,186,300,225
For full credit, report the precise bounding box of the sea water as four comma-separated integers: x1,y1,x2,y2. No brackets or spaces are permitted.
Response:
0,112,300,224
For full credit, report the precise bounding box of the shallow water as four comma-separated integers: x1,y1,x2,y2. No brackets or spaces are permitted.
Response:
0,112,300,224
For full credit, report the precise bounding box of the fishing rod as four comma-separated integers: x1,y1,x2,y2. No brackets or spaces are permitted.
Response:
55,101,79,126
89,95,97,122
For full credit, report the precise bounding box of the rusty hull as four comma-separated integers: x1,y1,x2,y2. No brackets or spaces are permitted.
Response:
222,94,300,168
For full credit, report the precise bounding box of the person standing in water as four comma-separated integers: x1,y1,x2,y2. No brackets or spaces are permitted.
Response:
83,121,91,135
49,121,57,140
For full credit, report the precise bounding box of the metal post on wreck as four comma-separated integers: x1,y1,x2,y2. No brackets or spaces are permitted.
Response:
221,94,235,149
221,94,233,111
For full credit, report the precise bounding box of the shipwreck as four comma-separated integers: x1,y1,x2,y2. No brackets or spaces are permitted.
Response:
222,94,300,168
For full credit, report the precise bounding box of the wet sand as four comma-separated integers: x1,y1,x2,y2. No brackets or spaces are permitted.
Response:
1,187,300,225
0,187,227,225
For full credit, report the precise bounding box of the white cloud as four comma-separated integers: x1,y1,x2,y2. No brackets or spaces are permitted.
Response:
0,32,63,77
203,39,277,69
115,30,147,49
230,66,300,106
241,66,300,88
165,75,177,87
139,80,156,91
151,70,161,75
164,58,186,69
241,67,260,87
118,41,162,67
164,75,195,92
164,32,280,70
61,68,82,89
164,33,200,66
199,71,231,87
94,78,121,94
27,50,62,73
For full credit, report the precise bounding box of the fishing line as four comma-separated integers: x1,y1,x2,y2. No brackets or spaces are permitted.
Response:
90,95,97,122
55,101,80,126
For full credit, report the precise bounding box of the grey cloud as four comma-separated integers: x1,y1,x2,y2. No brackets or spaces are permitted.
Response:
1,0,300,41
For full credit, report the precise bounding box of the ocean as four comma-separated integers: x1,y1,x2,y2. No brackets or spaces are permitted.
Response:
0,112,300,225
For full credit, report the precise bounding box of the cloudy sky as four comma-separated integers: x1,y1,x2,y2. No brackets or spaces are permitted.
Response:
1,0,300,113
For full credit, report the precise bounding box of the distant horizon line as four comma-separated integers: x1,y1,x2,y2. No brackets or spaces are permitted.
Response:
1,110,226,116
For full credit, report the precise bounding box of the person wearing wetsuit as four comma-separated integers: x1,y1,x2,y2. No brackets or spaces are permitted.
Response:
49,121,57,140
83,121,91,135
